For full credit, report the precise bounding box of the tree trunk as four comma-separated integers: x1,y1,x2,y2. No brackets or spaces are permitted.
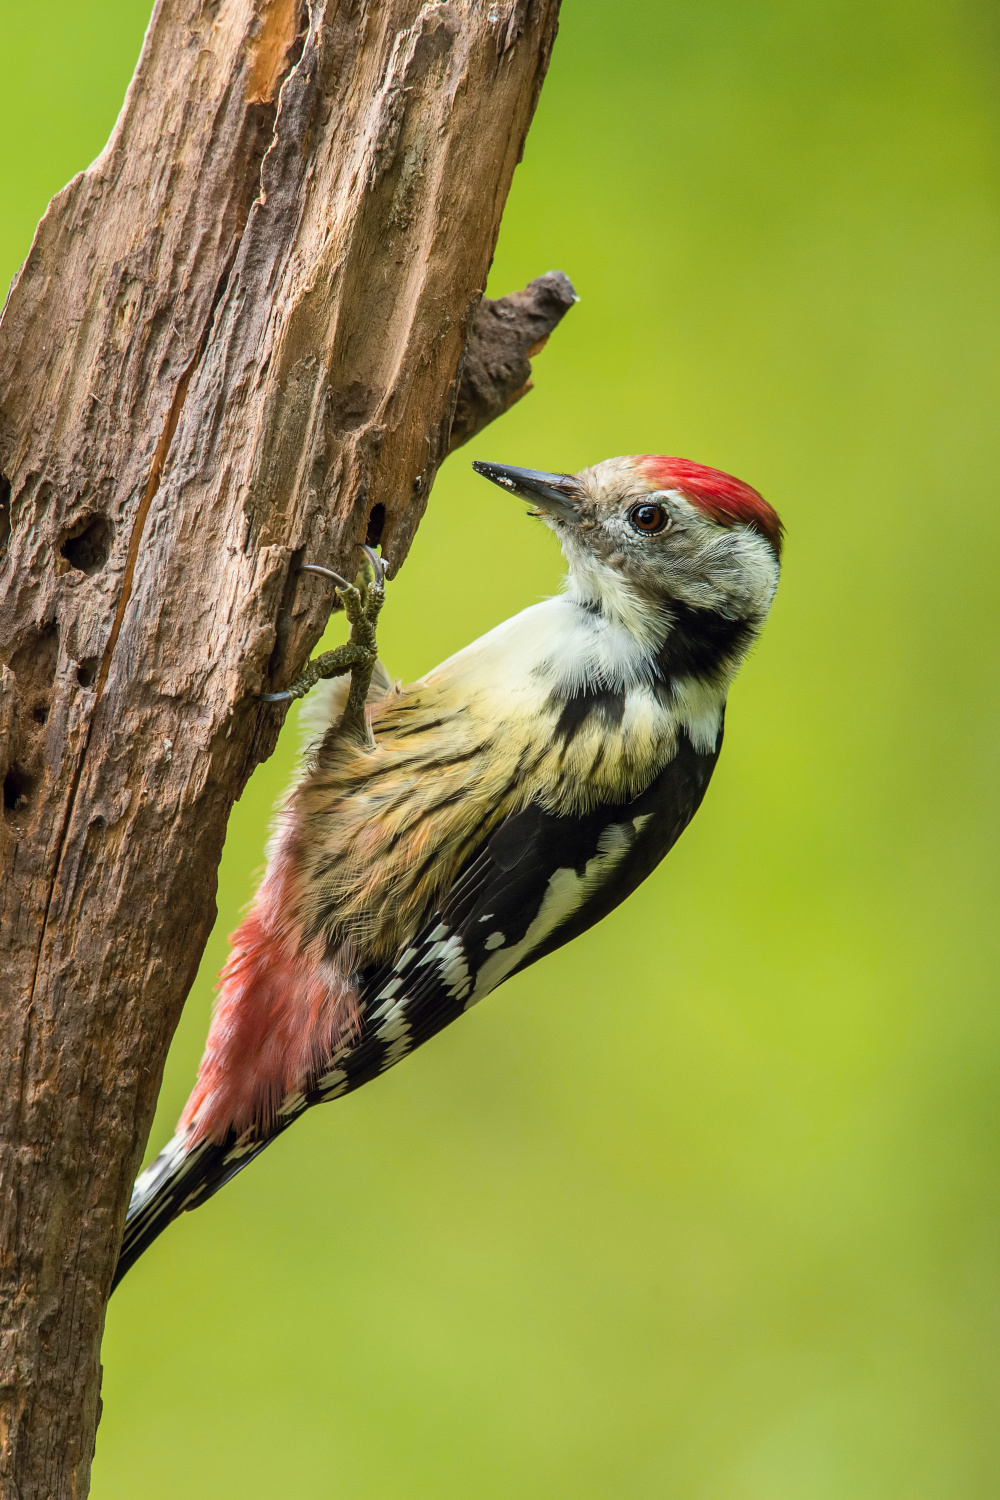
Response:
0,1,568,1492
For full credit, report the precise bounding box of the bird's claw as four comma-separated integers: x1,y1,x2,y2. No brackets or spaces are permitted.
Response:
299,562,352,589
259,546,386,739
360,544,385,585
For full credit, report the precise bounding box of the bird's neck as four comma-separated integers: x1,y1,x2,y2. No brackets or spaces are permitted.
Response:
563,568,758,696
564,562,667,657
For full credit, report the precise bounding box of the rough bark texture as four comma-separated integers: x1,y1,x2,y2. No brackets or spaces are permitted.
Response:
449,268,577,449
0,1,567,1494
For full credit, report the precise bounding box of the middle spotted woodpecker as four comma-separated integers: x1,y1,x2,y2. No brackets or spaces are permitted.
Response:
114,453,783,1288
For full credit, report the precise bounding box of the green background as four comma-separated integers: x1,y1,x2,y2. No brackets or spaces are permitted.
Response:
4,0,1000,1494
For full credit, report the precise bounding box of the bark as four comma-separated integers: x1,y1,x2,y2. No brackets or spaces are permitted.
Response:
0,1,569,1493
449,268,576,449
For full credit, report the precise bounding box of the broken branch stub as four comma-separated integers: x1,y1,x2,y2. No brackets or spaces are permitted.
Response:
0,1,564,1495
448,269,578,452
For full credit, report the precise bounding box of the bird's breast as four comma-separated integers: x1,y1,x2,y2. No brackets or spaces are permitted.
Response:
289,596,726,960
418,596,724,810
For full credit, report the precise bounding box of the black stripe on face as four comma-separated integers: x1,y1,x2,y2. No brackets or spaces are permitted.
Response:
654,601,758,688
552,684,627,748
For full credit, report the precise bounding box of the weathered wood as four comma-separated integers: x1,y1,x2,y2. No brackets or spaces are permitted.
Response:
449,269,577,450
0,1,565,1493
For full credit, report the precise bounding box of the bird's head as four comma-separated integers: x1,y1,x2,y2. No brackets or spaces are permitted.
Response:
473,454,782,644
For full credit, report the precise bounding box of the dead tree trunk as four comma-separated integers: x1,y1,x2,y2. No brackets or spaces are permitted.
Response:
0,1,569,1493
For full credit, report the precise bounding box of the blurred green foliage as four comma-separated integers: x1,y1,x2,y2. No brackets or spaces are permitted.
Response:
3,0,1000,1493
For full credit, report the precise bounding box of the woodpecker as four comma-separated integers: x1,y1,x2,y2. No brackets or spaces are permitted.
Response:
114,453,782,1289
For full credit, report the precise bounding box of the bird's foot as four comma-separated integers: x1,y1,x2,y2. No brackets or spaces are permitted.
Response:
261,547,385,745
335,548,385,745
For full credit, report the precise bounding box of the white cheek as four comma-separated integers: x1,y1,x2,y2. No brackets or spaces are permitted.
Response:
639,518,778,619
737,538,780,614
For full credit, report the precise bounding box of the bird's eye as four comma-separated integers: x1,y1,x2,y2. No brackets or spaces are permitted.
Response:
627,501,670,535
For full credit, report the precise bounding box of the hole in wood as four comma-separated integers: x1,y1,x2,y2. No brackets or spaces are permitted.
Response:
365,503,386,548
76,658,100,688
60,514,113,574
3,764,35,814
31,702,49,726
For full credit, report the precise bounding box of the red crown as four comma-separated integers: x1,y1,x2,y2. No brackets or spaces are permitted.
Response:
636,456,783,558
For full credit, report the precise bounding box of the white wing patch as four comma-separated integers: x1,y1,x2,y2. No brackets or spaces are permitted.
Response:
376,1013,413,1071
466,819,638,1007
437,934,473,1000
319,1067,350,1099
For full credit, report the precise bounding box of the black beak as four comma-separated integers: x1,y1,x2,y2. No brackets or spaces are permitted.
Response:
472,461,582,523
